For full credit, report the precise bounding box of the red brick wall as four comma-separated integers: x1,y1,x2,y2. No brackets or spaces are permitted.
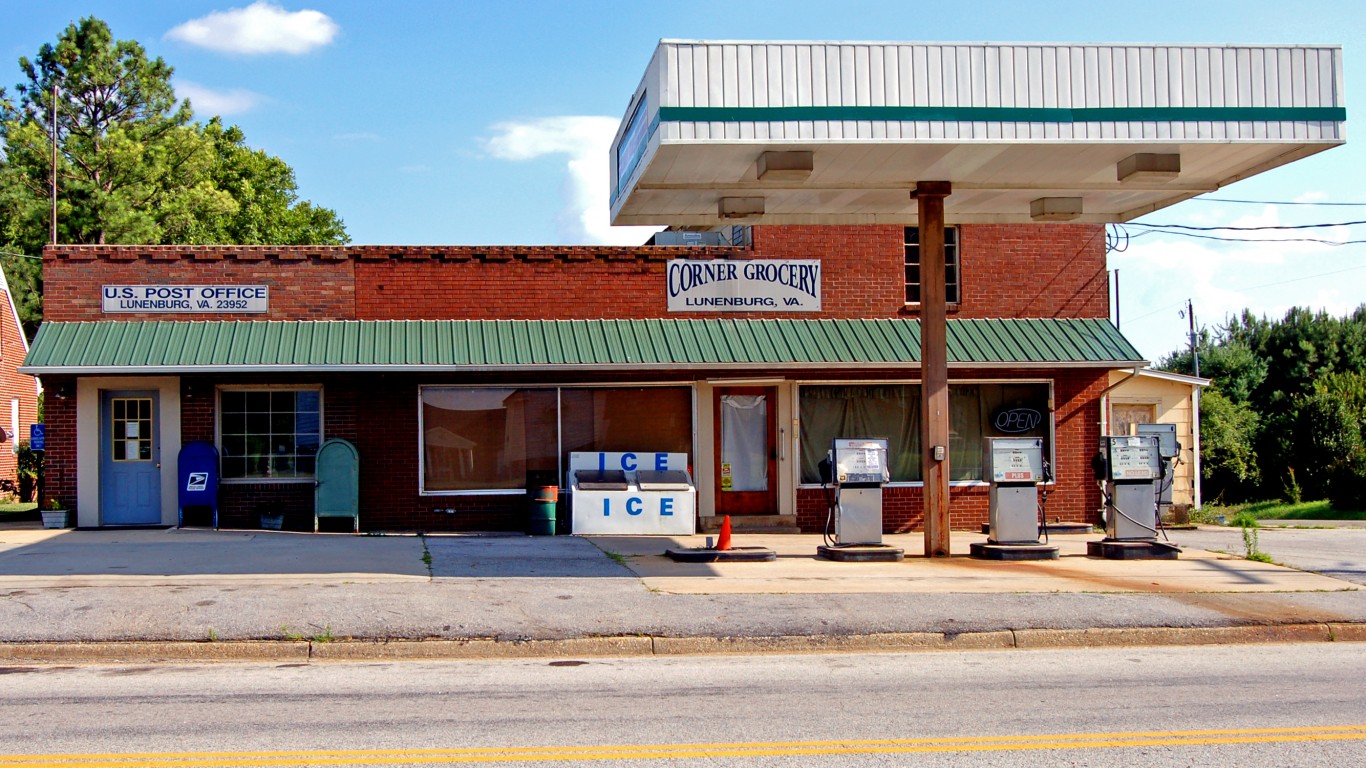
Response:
43,249,357,322
44,223,1109,323
956,224,1110,319
37,377,74,510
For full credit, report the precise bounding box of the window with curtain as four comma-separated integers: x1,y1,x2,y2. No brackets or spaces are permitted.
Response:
799,382,1050,483
799,385,921,483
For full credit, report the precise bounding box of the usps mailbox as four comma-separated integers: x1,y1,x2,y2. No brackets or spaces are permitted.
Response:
569,452,695,535
177,441,220,528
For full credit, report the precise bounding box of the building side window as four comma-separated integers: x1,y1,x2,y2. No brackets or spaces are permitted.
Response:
218,388,322,480
798,382,1049,483
420,386,693,494
904,226,960,305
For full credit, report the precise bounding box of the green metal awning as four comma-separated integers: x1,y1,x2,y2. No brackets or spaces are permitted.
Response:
20,318,1145,374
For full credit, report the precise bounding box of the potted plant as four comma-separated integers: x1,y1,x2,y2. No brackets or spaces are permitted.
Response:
41,497,69,529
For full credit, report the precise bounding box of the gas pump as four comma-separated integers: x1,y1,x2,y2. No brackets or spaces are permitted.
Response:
816,438,904,562
970,437,1059,560
1137,423,1180,521
1087,434,1180,559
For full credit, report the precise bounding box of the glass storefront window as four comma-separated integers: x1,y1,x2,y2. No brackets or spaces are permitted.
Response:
421,386,692,493
420,388,558,492
560,388,692,456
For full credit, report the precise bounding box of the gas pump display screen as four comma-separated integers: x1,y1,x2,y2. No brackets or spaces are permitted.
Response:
1106,435,1162,480
986,437,1044,483
833,438,890,484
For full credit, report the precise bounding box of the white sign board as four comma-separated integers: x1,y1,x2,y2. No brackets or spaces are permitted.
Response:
568,452,695,535
986,437,1044,483
667,259,820,312
1106,435,1162,480
103,285,269,313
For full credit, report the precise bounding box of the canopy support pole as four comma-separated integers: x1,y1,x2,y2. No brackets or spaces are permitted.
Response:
915,181,952,557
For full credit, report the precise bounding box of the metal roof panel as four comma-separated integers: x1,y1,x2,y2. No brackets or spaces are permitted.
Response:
21,318,1145,373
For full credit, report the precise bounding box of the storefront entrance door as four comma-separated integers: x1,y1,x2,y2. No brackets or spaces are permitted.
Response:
99,390,161,526
714,386,777,516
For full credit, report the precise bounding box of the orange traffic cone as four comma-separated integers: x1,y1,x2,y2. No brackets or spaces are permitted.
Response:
716,515,733,551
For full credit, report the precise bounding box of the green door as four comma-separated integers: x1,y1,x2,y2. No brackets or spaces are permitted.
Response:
314,438,359,533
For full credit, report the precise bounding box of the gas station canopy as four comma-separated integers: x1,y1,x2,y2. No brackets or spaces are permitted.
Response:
609,41,1345,226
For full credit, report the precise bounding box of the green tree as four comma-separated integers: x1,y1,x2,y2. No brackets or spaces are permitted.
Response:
1197,387,1261,503
1,17,348,336
1161,305,1366,505
1160,329,1266,405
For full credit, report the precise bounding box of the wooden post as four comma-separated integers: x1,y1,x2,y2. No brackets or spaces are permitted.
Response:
914,181,952,557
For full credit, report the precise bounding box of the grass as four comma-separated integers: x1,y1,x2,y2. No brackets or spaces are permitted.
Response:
0,501,39,521
1203,499,1366,523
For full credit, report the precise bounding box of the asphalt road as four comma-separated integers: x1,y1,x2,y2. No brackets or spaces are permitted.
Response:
2,643,1364,766
1167,525,1366,584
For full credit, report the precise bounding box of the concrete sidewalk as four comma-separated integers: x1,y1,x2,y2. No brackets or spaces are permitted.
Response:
0,525,1363,662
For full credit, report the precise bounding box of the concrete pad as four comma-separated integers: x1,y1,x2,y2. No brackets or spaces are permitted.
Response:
589,532,1356,595
0,528,430,588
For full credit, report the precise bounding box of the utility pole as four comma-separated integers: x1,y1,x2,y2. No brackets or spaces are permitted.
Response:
50,78,58,245
1186,299,1200,378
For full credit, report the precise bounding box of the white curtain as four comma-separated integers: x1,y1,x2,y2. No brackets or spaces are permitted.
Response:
720,395,768,491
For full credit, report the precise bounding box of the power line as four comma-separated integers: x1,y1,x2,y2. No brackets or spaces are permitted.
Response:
1130,219,1366,232
1121,262,1366,325
1193,197,1366,207
1110,223,1366,247
1130,230,1366,246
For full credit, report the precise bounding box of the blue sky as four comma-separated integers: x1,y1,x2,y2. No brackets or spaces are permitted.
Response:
2,0,1364,362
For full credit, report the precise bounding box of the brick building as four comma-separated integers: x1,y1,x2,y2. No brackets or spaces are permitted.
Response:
0,263,39,494
23,223,1143,533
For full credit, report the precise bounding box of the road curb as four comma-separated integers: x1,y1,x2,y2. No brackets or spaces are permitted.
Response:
1012,623,1334,649
0,624,1359,663
310,636,654,660
0,641,311,663
651,631,1015,656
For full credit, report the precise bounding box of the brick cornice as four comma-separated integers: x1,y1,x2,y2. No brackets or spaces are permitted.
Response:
42,244,746,264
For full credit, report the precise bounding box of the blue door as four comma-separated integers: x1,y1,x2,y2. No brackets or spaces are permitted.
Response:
100,391,162,525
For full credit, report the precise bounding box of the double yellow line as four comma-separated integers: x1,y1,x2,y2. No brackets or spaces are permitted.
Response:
3,725,1365,766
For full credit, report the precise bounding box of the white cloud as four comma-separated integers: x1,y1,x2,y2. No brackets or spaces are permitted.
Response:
1110,197,1366,360
166,2,339,55
175,81,262,115
485,116,661,246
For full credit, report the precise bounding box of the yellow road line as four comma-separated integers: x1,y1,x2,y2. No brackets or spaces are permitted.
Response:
2,725,1365,767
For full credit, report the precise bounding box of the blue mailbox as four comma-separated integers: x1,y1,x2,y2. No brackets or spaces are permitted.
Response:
178,441,220,528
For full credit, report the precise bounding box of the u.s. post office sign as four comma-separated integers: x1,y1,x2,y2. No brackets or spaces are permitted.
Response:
667,259,821,312
102,285,269,313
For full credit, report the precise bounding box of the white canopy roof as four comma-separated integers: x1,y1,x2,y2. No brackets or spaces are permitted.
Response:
609,41,1345,226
